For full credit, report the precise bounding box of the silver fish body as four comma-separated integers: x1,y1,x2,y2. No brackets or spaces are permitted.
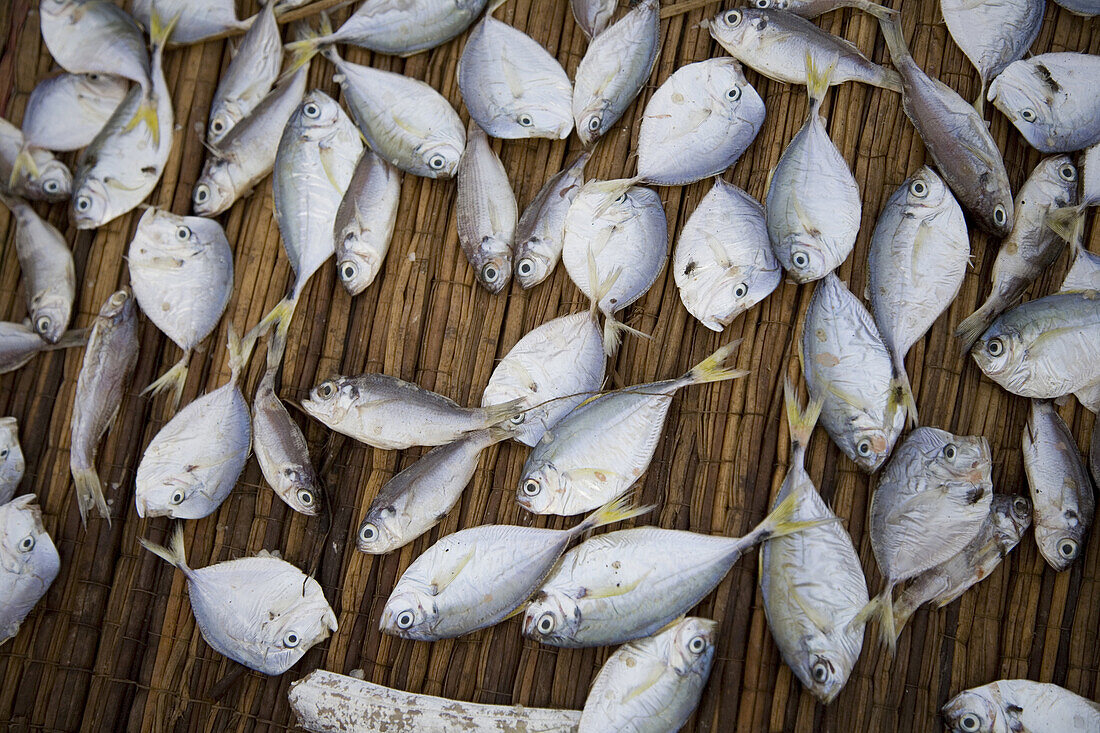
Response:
70,290,139,524
315,0,490,56
0,495,59,646
637,58,765,186
22,72,129,152
1062,243,1100,291
207,1,281,145
1,193,75,343
749,0,897,17
39,0,151,91
132,0,249,44
456,123,517,293
989,53,1100,153
334,149,401,296
674,177,780,331
578,617,717,733
943,680,1100,733
1052,0,1100,13
941,0,1044,108
0,419,25,505
0,321,86,374
572,0,660,146
515,152,590,289
571,0,617,38
0,118,72,202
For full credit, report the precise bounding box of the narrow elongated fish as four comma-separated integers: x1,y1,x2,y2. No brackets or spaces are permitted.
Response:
760,383,867,704
207,0,281,145
674,177,780,331
869,166,969,415
458,2,573,139
1023,400,1095,571
21,72,129,152
956,156,1078,351
132,0,250,44
637,58,765,186
571,0,617,38
522,490,818,647
573,0,660,146
518,341,746,516
707,8,902,91
878,15,1013,236
0,321,86,375
766,55,860,282
70,290,139,525
892,494,1030,640
301,374,524,450
749,0,895,17
326,48,465,178
943,680,1100,733
457,123,517,293
579,618,717,732
863,427,993,652
334,149,400,296
0,419,25,505
0,495,59,646
379,497,648,640
515,152,590,288
357,427,510,554
128,208,234,410
989,53,1100,153
0,192,75,343
134,330,251,520
970,290,1100,399
801,273,906,472
140,524,337,675
0,118,72,202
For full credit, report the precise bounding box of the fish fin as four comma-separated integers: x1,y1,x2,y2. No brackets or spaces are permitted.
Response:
72,467,109,527
620,665,667,704
852,588,897,655
282,12,329,79
429,546,475,595
245,294,299,360
8,146,39,190
1047,205,1086,250
790,189,820,239
141,352,192,413
852,0,898,20
602,312,651,359
318,142,346,192
972,75,988,116
877,14,910,66
487,0,509,15
750,488,837,546
148,6,182,52
783,377,822,451
123,97,162,148
804,51,836,110
139,523,190,573
954,299,1000,355
891,354,918,428
582,568,653,599
44,328,89,351
480,397,528,427
502,601,527,621
574,494,655,536
788,578,834,634
682,340,749,386
226,321,251,385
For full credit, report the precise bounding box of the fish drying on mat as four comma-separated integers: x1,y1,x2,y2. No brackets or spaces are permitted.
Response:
134,329,252,520
673,177,780,331
989,53,1100,153
20,72,128,153
760,382,867,704
0,419,24,505
0,118,71,202
707,8,902,91
515,152,590,289
517,341,746,517
579,617,717,732
379,497,649,641
878,14,1014,236
943,679,1100,733
456,122,517,293
206,0,282,146
131,0,250,44
0,496,59,647
862,427,993,653
956,156,1078,352
573,0,660,146
800,273,907,472
458,0,573,140
140,524,337,675
636,58,765,186
0,321,86,375
765,54,861,283
1023,400,1095,571
39,0,151,95
748,0,897,17
571,0,617,38
70,290,139,526
334,148,400,297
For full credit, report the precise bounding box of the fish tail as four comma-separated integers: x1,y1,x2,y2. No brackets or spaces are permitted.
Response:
783,377,822,452
481,397,528,427
890,591,917,641
245,294,299,361
877,67,904,94
851,0,898,20
8,146,40,190
682,340,749,386
853,588,898,655
877,12,911,66
141,352,191,413
586,247,648,356
44,327,89,351
972,75,988,117
139,523,190,573
747,489,836,547
954,298,1001,355
123,98,161,147
1047,205,1086,249
804,51,835,110
602,313,651,358
891,353,919,428
487,0,509,14
72,467,109,527
148,5,181,54
226,321,253,385
264,321,289,376
574,494,656,535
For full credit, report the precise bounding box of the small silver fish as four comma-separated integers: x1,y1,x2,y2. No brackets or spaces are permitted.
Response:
0,321,86,375
70,290,139,525
457,123,517,293
21,72,129,152
749,0,895,17
334,149,400,296
573,0,660,146
943,680,1100,733
39,0,151,92
636,58,765,186
207,0,281,145
291,0,490,56
515,152,590,289
578,617,717,732
0,495,59,646
140,525,337,675
571,0,617,38
0,419,25,505
0,118,72,202
131,0,250,44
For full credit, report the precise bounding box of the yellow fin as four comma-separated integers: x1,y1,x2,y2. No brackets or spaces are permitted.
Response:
582,568,652,600
783,377,822,450
141,352,192,413
621,664,667,704
429,546,476,595
573,493,654,536
683,340,748,386
8,147,39,189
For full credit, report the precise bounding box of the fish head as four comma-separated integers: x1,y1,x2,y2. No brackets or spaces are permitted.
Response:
70,176,113,229
18,158,72,203
415,138,464,179
1034,518,1088,571
902,166,953,212
988,60,1062,154
469,235,513,293
777,239,834,283
206,101,242,147
842,426,894,472
513,242,554,289
667,617,718,678
914,428,993,494
38,0,80,20
1030,155,1079,207
751,0,792,8
192,158,236,217
249,579,337,675
336,236,384,297
99,289,135,322
970,321,1025,387
0,418,24,486
521,590,581,644
356,504,405,554
0,495,59,588
288,91,345,141
272,464,322,516
707,8,762,53
942,688,1007,733
575,98,613,146
506,106,573,141
989,495,1033,549
28,289,70,344
516,461,565,514
135,206,228,257
135,477,218,520
379,589,437,640
301,377,355,425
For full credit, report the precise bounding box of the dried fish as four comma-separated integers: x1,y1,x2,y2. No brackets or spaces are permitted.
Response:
943,680,1100,733
39,0,151,92
0,118,72,202
515,152,590,289
207,0,282,146
456,123,517,293
334,148,400,297
571,0,617,38
749,0,895,18
0,419,24,505
0,321,86,375
21,72,129,152
0,495,59,646
131,0,250,44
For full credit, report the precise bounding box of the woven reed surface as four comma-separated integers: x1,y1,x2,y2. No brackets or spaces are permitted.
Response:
0,0,1098,730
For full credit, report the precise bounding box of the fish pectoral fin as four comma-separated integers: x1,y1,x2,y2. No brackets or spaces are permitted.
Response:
318,143,347,193
581,569,651,600
428,546,476,595
790,189,820,238
910,220,933,273
500,53,526,101
620,664,667,704
785,576,834,634
824,382,870,412
956,128,1000,171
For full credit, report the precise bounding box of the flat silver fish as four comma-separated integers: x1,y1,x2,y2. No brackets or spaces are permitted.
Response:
457,123,517,293
40,0,151,92
292,0,490,56
0,419,25,505
943,680,1100,733
21,72,129,152
207,0,281,145
0,321,86,375
334,148,401,296
515,152,590,289
749,0,895,17
571,0,617,38
0,118,72,202
0,495,59,646
131,0,250,44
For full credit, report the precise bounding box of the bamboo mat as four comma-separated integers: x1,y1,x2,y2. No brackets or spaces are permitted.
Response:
0,0,1098,731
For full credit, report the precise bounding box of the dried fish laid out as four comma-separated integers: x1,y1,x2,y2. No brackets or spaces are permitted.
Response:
891,494,1031,641
70,290,140,525
749,0,896,17
134,330,252,520
0,118,71,203
573,0,660,146
458,0,573,140
1022,400,1095,571
380,497,648,641
878,14,1014,236
206,0,282,146
760,383,867,704
579,617,717,732
515,152,590,289
943,679,1100,732
990,52,1100,152
20,72,129,153
456,123,517,293
0,321,86,375
0,419,24,506
766,55,860,283
955,156,1078,351
571,0,616,39
636,58,765,186
131,0,250,45
0,192,75,343
39,0,151,95
140,525,337,675
0,495,59,646
517,341,746,516
801,273,906,472
332,148,400,297
863,427,993,652
707,8,902,91
673,177,780,331
325,47,465,178
869,166,969,420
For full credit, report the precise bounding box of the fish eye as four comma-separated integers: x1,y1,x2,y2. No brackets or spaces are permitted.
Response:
111,291,129,306
303,102,321,118
75,195,92,212
194,185,210,203
34,315,52,335
537,613,555,634
614,192,627,205
1059,163,1077,182
791,250,810,269
87,73,100,81
211,119,225,133
856,439,872,457
958,713,982,732
296,488,314,506
943,444,957,461
1020,108,1036,122
986,337,1005,357
587,115,601,133
428,154,446,171
688,635,707,654
754,0,770,7
283,631,300,648
169,489,186,505
726,86,742,101
396,610,415,629
510,412,525,425
175,225,191,241
993,204,1007,226
1058,538,1079,559
481,263,500,283
909,179,928,197
18,535,35,552
359,522,378,543
518,113,533,127
517,258,535,277
340,261,358,281
1012,497,1029,516
724,9,742,25
733,282,749,298
44,179,61,193
318,382,335,399
522,479,541,496
0,449,8,459
811,660,830,683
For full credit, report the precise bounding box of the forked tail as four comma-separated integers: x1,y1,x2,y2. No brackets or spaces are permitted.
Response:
852,586,898,655
954,297,1002,355
142,350,191,413
587,248,649,357
682,339,749,387
124,8,181,147
571,493,655,537
72,467,109,527
8,146,39,191
891,352,919,428
138,523,191,574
